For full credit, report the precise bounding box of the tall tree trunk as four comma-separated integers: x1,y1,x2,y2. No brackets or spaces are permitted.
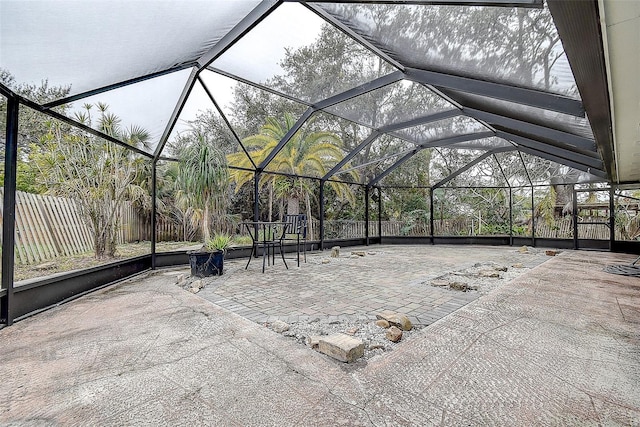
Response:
287,196,300,215
183,216,188,242
202,198,211,243
543,53,550,91
94,207,107,258
305,191,313,240
94,224,105,259
107,217,118,257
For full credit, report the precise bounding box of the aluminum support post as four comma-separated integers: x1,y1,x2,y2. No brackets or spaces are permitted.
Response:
253,171,260,222
151,161,157,270
573,184,579,249
2,96,19,325
531,186,535,246
509,188,513,246
377,187,382,242
429,188,435,245
609,186,615,250
319,180,325,251
365,186,370,246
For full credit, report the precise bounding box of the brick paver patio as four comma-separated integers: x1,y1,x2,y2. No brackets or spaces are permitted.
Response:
195,245,547,326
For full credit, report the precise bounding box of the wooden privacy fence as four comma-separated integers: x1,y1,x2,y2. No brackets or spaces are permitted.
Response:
535,217,611,240
0,190,169,265
0,190,629,266
6,190,94,265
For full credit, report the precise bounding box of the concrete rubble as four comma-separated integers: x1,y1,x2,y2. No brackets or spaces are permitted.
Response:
317,333,365,363
385,326,403,342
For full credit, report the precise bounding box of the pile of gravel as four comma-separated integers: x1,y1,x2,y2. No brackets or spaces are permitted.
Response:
272,317,423,362
427,257,543,295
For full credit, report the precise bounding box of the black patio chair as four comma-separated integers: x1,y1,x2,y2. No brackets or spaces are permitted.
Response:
281,214,307,267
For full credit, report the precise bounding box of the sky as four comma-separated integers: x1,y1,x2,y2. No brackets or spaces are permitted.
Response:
0,0,323,150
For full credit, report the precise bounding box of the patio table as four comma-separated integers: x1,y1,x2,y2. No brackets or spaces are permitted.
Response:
242,221,289,273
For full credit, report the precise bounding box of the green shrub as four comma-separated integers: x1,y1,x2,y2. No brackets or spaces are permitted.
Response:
205,234,231,252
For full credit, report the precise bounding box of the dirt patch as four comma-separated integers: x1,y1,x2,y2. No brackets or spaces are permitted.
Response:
14,241,199,282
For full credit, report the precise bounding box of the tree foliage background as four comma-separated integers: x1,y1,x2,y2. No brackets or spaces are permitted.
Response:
0,3,623,259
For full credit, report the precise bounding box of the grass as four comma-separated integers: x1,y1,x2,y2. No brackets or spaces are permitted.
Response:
14,241,200,282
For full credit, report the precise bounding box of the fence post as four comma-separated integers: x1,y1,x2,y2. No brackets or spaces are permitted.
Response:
2,95,19,325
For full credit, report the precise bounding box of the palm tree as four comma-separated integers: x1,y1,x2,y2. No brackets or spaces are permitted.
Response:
228,113,358,238
176,130,230,243
36,103,152,258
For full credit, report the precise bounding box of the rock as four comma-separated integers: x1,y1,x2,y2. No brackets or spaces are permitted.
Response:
307,336,321,349
449,282,468,291
317,334,364,363
512,263,525,268
175,273,185,284
545,250,558,256
368,343,385,350
189,287,199,294
518,246,529,253
367,252,377,256
351,251,366,257
376,310,396,321
449,282,478,292
322,259,330,264
345,326,359,336
192,279,204,289
449,282,464,291
375,319,390,329
331,246,340,258
386,326,403,342
376,311,412,331
479,270,500,278
431,279,449,287
494,266,508,272
271,320,290,333
390,314,413,331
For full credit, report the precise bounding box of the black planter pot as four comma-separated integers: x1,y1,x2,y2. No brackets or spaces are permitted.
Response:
188,251,224,277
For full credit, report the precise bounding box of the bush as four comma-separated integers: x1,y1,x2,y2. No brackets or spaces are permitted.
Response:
205,234,231,252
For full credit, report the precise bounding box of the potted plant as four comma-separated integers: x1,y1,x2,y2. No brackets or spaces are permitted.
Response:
176,128,233,278
189,233,231,277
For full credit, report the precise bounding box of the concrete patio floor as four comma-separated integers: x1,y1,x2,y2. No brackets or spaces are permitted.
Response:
1,245,639,426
